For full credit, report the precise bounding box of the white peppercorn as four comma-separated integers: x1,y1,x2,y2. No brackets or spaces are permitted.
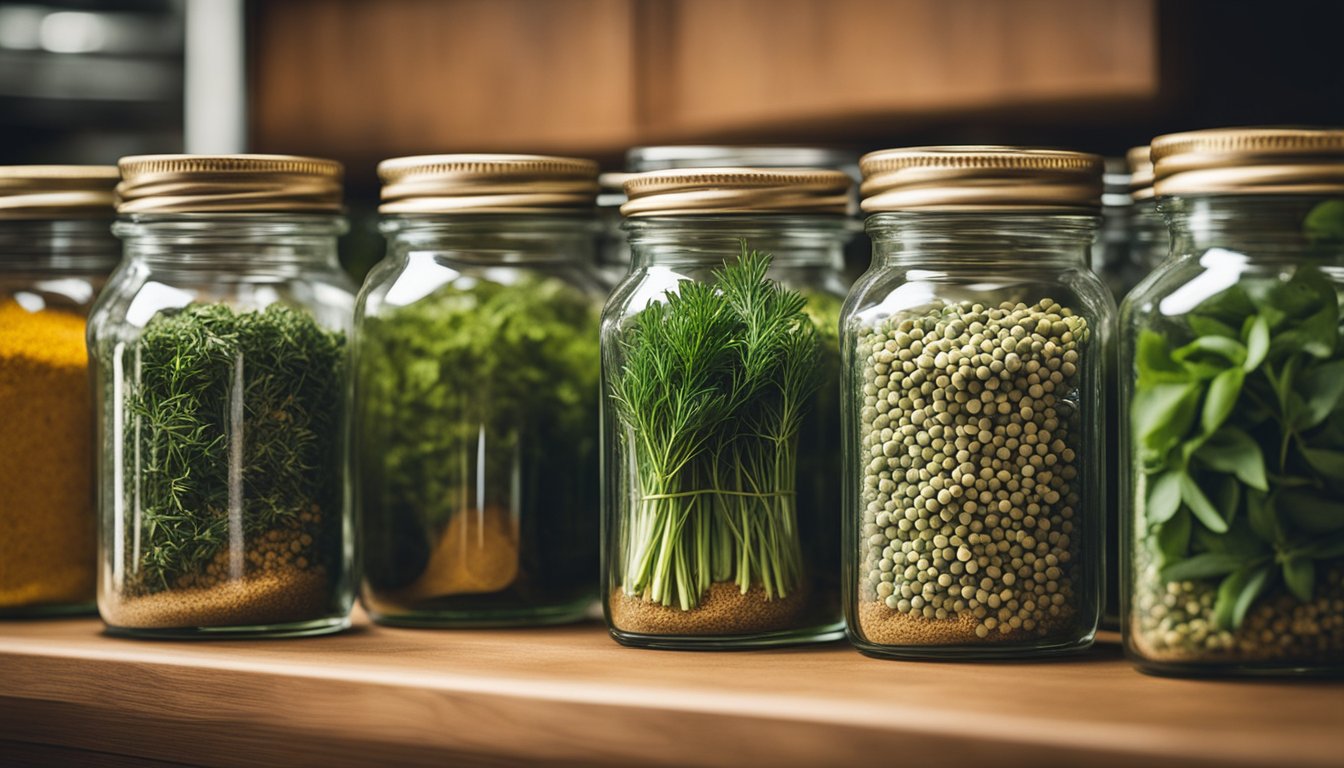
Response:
856,298,1088,645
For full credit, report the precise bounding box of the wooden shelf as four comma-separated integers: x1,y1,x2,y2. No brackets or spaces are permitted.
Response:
0,611,1340,767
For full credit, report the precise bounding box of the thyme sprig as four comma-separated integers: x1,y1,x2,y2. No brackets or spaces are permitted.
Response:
125,303,344,592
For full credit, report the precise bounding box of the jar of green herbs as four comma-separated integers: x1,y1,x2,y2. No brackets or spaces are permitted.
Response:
602,168,854,649
844,147,1113,659
356,155,605,627
89,155,355,638
1121,128,1344,676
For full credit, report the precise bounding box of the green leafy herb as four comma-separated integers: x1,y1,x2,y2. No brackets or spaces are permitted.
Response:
1134,265,1344,628
356,275,600,595
611,248,821,610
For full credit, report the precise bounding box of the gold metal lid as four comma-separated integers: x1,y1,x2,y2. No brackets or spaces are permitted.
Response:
1151,127,1344,196
1126,145,1156,201
0,165,119,219
859,146,1104,213
620,168,852,217
378,154,599,214
116,154,344,214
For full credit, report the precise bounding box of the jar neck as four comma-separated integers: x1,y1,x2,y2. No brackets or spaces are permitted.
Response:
0,218,120,272
113,213,347,270
381,213,597,265
623,214,853,269
1160,195,1342,261
865,212,1098,270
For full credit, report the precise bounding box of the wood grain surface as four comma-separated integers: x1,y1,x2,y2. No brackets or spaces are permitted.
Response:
0,612,1340,767
248,0,1158,167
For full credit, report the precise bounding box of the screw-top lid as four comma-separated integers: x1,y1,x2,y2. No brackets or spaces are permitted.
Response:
1126,145,1156,201
116,154,344,214
620,168,853,217
378,154,599,214
626,146,859,177
0,165,119,219
1151,127,1344,197
859,146,1104,213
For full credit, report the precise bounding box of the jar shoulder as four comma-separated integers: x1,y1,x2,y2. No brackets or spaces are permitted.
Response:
88,262,355,348
842,264,1115,332
358,253,606,322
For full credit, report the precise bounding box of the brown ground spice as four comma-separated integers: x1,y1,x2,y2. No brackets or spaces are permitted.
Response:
0,301,95,612
394,506,519,601
103,568,330,629
857,600,1071,645
109,510,335,629
610,581,810,636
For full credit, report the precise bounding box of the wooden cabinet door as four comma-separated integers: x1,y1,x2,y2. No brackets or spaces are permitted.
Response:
635,0,1157,138
251,0,638,165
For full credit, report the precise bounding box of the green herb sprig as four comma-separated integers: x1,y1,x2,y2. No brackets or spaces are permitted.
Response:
125,303,345,591
1135,265,1344,629
611,248,821,610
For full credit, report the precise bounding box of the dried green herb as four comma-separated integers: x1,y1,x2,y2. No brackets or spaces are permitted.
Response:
356,275,600,596
1134,265,1344,629
124,303,345,592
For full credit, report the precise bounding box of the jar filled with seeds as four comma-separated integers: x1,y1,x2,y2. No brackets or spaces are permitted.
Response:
603,168,854,648
843,147,1113,658
356,155,605,627
1121,128,1344,676
89,155,355,638
0,166,119,617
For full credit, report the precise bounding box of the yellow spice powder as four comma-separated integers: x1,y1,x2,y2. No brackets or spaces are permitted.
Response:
0,299,96,612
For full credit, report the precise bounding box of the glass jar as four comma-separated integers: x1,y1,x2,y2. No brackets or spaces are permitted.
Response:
356,155,604,626
602,168,854,648
89,155,355,638
1092,157,1143,302
1121,128,1344,676
1094,146,1170,629
597,171,633,287
0,166,119,617
844,147,1112,659
1128,145,1170,276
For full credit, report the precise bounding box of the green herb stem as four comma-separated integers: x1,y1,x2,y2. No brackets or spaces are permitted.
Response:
613,248,821,610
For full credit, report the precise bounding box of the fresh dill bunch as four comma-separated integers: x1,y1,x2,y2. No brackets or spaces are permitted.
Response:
611,247,822,610
124,303,345,592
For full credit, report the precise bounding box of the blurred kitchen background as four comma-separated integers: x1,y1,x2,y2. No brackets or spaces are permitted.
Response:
4,0,1343,277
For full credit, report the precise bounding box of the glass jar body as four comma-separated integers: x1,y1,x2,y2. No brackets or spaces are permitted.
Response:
356,215,605,626
843,212,1111,659
601,214,852,648
1130,198,1170,276
1094,196,1171,628
89,214,355,637
1120,195,1344,676
1094,200,1144,303
0,220,118,617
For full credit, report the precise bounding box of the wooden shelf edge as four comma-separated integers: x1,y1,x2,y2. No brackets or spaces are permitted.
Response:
0,617,1340,767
